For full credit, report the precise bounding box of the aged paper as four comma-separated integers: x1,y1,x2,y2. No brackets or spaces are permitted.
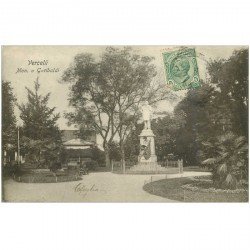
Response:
2,46,248,202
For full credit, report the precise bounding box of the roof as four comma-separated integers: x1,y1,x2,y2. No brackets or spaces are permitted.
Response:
63,138,94,146
64,148,94,158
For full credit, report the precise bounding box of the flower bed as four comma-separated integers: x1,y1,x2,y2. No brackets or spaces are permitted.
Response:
143,177,248,202
181,179,248,202
182,183,247,194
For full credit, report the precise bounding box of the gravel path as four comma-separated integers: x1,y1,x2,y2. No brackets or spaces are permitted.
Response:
3,171,211,202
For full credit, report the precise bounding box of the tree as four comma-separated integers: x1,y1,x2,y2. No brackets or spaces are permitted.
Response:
18,78,62,168
200,48,249,188
173,48,248,168
2,81,17,163
173,48,248,188
62,47,176,170
124,123,143,162
207,49,248,137
151,112,186,161
173,82,215,165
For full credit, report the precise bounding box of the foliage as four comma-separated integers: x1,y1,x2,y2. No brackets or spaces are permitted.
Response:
61,46,176,168
13,171,81,183
124,113,186,162
2,81,17,153
202,133,248,189
151,112,186,161
207,49,248,137
124,123,143,162
85,160,99,170
18,78,62,168
174,48,248,171
174,82,215,165
199,49,248,188
91,147,105,166
108,141,121,161
143,177,248,202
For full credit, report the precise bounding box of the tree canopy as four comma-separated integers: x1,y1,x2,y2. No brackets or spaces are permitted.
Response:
2,81,17,152
18,78,62,168
124,48,248,177
62,46,175,168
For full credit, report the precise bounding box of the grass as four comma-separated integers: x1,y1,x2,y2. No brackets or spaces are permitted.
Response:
143,177,248,202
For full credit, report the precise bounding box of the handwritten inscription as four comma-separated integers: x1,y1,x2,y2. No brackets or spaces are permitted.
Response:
74,183,106,198
28,60,48,66
15,60,60,74
16,68,28,73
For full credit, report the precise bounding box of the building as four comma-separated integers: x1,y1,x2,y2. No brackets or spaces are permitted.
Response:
61,130,103,166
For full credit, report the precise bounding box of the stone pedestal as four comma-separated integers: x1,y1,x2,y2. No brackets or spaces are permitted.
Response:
127,128,168,174
138,129,157,163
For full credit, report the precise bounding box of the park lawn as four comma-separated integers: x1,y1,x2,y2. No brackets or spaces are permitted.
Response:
143,177,248,202
143,178,192,201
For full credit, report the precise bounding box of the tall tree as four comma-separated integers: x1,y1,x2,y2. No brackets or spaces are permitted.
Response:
174,48,248,187
200,49,249,188
18,78,62,168
62,47,175,169
173,82,215,165
151,111,186,161
207,49,248,137
2,81,17,157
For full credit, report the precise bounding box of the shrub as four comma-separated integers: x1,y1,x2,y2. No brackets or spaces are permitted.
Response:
13,168,81,183
202,133,248,189
85,160,99,170
49,161,62,173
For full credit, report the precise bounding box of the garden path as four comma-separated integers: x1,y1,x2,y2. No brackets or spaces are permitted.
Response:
3,171,211,202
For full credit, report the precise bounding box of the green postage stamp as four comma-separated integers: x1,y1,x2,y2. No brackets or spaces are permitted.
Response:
162,48,201,91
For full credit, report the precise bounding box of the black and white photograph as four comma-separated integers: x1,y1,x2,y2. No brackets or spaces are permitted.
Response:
1,1,250,250
2,45,248,202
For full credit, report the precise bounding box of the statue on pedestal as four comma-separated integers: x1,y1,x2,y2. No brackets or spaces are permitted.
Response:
138,101,156,163
127,100,167,173
141,101,152,130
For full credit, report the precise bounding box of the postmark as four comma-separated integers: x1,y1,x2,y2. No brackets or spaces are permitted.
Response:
162,48,201,91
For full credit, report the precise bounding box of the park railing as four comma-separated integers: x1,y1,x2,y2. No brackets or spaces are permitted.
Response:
159,159,183,173
111,159,183,174
111,160,136,173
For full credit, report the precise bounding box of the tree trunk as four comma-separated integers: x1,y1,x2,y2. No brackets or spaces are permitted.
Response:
111,159,114,172
104,148,111,169
120,143,126,174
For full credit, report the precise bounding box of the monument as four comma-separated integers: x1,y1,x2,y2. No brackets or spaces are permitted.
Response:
127,101,168,174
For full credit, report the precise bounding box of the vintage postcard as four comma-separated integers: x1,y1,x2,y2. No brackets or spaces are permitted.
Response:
1,45,248,202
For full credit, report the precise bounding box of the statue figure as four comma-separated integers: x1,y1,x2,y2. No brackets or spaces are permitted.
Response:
141,101,152,130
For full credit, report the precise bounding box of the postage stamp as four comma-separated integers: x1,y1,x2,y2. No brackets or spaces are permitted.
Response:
162,48,201,91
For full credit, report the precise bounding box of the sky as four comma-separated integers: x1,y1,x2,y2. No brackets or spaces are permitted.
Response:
2,45,245,129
